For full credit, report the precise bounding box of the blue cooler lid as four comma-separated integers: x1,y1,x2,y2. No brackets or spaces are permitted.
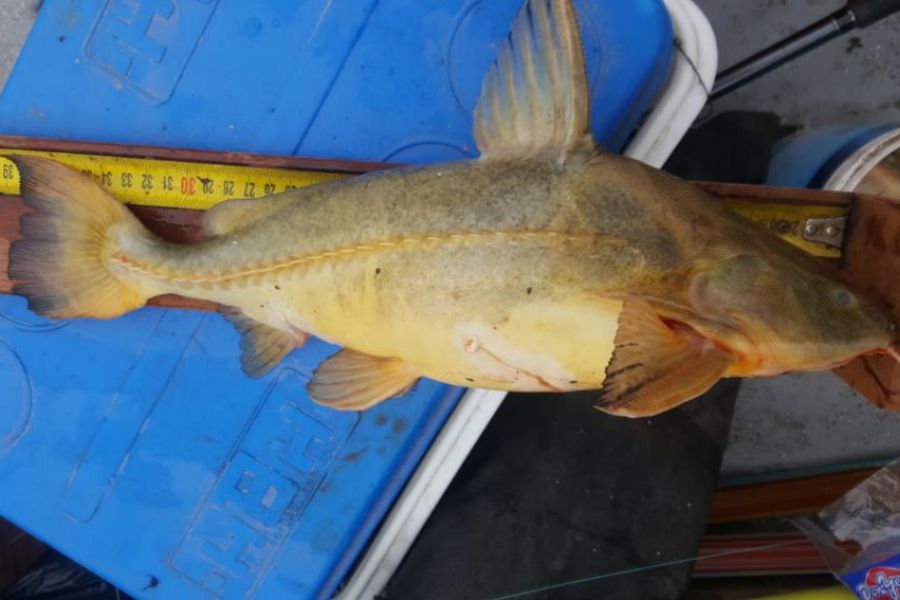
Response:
0,1,673,598
768,124,899,189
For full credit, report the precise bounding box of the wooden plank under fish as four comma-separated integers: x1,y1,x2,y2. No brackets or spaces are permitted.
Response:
709,467,879,524
0,137,897,409
692,533,858,577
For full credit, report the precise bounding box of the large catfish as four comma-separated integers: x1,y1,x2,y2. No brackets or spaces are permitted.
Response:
8,0,896,417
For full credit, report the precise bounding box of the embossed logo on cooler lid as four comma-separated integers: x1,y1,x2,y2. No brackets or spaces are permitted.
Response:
86,0,220,102
170,369,357,597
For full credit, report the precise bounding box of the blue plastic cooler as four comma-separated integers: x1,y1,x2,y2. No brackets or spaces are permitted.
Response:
0,1,673,597
767,124,900,189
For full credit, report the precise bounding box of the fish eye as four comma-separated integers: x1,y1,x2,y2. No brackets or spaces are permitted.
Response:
831,289,857,308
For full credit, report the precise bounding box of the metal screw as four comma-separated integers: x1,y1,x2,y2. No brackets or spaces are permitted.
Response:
801,216,847,249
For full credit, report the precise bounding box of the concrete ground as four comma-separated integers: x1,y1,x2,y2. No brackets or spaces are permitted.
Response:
699,0,900,129
0,1,898,479
0,1,38,93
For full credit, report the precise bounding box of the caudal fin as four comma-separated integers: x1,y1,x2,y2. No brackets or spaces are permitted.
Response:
7,155,152,319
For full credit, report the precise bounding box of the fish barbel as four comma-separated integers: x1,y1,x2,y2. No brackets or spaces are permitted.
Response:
8,0,896,416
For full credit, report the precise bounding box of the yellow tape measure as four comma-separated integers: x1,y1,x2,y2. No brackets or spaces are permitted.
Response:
0,148,845,258
0,150,345,211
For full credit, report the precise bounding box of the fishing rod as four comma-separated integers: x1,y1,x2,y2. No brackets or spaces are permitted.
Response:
710,0,900,99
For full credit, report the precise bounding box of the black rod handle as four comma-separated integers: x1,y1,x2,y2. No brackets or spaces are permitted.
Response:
710,0,900,100
710,10,852,99
848,0,900,27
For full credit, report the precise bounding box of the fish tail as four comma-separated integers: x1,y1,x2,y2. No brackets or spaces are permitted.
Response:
7,155,154,319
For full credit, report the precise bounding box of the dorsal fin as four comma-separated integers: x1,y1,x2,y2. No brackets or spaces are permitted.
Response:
473,0,596,161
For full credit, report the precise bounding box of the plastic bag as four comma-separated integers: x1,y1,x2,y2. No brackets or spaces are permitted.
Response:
4,551,124,600
795,459,900,599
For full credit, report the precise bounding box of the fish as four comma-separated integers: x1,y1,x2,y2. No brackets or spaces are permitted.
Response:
7,0,897,417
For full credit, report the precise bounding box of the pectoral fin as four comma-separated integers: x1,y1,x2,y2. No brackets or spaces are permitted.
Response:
222,307,308,377
473,0,596,161
595,299,733,418
307,349,420,411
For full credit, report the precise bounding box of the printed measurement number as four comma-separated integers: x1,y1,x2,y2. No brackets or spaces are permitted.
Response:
77,170,288,197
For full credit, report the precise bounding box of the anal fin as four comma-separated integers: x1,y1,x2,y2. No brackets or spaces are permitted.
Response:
596,299,733,418
307,349,420,411
222,307,308,378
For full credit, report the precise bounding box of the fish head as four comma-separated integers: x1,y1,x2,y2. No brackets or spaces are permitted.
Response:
689,252,896,375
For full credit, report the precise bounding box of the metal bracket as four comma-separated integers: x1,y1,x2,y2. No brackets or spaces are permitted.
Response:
802,216,847,249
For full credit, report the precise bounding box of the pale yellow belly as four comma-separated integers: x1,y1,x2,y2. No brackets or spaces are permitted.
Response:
243,275,622,392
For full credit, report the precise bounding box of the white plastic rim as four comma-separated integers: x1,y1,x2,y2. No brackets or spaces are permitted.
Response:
336,388,506,600
338,2,718,598
823,127,900,192
627,0,718,168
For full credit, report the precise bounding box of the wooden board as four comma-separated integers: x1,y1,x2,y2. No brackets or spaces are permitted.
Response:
693,533,856,577
709,468,878,524
834,195,900,409
0,134,389,174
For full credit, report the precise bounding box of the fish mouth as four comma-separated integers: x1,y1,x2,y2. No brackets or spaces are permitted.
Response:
864,346,900,365
810,347,900,372
744,328,898,374
888,347,900,364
